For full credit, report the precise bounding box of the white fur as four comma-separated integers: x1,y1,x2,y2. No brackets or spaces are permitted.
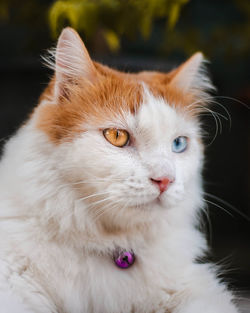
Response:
0,89,239,313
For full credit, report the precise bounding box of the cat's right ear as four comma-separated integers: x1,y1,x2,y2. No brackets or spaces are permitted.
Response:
52,27,97,100
169,52,215,102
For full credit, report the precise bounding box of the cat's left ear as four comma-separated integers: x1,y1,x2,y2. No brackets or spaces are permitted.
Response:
53,27,97,100
169,52,215,99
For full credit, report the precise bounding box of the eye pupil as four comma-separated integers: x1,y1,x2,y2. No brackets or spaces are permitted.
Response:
103,128,129,147
172,136,188,153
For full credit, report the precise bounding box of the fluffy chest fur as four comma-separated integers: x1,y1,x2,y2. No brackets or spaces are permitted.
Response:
0,210,204,313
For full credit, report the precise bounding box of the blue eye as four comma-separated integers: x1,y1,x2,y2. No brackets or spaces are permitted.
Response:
172,136,188,153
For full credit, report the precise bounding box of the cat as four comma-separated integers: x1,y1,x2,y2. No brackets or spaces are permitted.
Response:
0,27,239,313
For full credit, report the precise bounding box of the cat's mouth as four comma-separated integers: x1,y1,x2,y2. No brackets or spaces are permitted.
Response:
139,195,165,209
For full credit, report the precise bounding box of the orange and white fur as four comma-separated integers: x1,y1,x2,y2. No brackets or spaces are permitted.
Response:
0,28,239,313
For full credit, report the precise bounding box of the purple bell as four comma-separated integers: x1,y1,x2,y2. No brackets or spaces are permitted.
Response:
113,250,135,269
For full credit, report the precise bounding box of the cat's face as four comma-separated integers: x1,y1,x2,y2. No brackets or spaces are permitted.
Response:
35,28,212,229
60,91,202,212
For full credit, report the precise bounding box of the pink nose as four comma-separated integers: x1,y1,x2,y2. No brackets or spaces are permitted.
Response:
151,177,174,193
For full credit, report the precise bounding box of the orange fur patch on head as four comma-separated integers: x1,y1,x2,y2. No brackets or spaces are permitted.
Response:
135,71,195,108
36,66,143,143
36,62,207,144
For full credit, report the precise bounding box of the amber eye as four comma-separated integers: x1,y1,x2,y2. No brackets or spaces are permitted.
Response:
103,128,130,147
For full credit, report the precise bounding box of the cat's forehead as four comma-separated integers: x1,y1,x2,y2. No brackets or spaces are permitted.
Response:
128,87,195,144
137,87,183,130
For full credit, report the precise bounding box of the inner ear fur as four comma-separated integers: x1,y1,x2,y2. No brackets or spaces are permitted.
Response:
54,27,97,101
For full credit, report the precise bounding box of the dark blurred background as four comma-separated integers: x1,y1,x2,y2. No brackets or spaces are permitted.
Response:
0,0,249,298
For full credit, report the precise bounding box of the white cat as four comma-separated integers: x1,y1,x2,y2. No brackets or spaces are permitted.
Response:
0,28,239,313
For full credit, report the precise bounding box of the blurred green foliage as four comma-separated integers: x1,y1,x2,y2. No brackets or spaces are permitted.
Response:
161,0,250,60
49,0,189,51
0,0,249,59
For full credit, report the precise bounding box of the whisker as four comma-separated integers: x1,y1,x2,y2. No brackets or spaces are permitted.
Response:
204,192,250,222
203,198,234,218
71,178,123,184
209,99,232,129
85,196,115,209
200,204,213,245
91,201,120,223
214,254,234,267
186,95,234,138
187,104,221,143
201,107,220,145
213,96,250,110
76,191,110,202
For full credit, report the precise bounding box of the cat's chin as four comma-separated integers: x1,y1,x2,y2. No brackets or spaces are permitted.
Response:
145,194,183,211
134,196,170,211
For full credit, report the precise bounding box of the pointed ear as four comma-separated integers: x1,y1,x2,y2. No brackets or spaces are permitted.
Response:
169,52,215,100
53,27,97,100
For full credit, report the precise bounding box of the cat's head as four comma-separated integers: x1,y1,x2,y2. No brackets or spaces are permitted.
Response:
34,28,214,232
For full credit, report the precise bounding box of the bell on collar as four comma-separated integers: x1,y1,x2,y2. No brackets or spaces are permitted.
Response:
113,250,135,269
